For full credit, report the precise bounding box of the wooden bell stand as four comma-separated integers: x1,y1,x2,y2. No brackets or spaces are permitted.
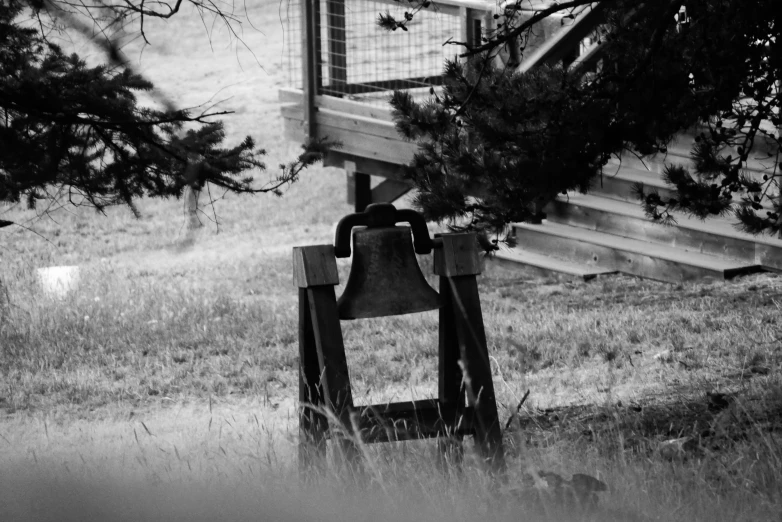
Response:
293,232,505,473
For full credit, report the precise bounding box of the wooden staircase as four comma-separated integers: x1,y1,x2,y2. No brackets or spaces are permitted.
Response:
487,2,782,283
493,141,782,283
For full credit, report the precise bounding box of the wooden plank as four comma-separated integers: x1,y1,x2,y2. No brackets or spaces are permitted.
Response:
513,222,760,282
282,105,408,144
316,95,395,121
545,195,759,263
280,89,396,122
307,285,358,461
356,400,475,443
371,178,413,204
293,245,340,288
372,0,484,16
282,109,416,166
518,3,605,74
434,233,482,277
313,124,418,165
320,76,445,96
280,103,305,121
278,87,304,104
348,172,371,212
345,160,356,206
324,152,408,180
438,275,466,411
438,272,466,468
317,108,404,141
490,248,616,281
298,287,327,470
569,39,604,77
301,0,319,138
447,275,505,471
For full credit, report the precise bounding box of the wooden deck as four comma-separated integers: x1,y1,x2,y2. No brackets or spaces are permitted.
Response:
280,85,782,283
280,0,782,283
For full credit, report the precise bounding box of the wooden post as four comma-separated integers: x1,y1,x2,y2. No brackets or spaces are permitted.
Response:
437,274,466,470
298,286,327,471
301,0,321,139
293,245,359,468
345,161,372,212
434,233,506,473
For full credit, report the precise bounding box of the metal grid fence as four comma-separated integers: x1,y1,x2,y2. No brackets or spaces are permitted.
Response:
283,0,493,104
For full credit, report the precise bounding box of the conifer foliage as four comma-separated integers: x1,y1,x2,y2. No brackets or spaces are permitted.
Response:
0,0,326,227
382,0,780,241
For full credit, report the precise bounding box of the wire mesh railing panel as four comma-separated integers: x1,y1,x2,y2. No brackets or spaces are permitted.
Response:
281,0,304,90
283,0,495,105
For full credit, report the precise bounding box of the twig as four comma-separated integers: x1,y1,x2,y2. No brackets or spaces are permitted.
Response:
504,388,531,431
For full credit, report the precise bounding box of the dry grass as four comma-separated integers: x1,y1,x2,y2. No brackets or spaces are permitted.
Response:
1,2,781,521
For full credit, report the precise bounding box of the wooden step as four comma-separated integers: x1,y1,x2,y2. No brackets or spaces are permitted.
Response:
609,148,772,181
545,193,782,264
589,166,677,203
490,247,616,281
512,220,761,282
589,165,778,219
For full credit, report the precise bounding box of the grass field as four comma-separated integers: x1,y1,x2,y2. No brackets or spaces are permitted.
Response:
1,2,782,521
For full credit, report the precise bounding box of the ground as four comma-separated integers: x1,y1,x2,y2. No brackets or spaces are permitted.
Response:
1,2,780,521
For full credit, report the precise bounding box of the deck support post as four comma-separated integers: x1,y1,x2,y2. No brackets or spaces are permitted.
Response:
345,161,372,212
345,161,412,212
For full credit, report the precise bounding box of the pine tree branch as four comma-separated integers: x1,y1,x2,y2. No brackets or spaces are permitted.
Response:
462,0,619,57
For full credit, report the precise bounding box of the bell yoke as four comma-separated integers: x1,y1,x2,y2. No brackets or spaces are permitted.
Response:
293,203,505,472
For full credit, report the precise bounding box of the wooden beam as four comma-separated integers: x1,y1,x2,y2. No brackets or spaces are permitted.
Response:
324,152,408,180
517,2,606,74
438,271,466,469
345,161,372,212
301,0,320,139
308,285,358,462
568,39,604,77
316,124,418,165
281,105,418,165
319,76,445,97
317,108,406,142
293,245,340,288
298,287,327,470
435,233,505,471
447,274,506,471
356,400,476,443
279,88,396,122
433,233,482,277
371,179,413,204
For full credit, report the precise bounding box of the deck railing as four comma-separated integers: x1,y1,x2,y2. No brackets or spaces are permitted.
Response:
280,1,606,208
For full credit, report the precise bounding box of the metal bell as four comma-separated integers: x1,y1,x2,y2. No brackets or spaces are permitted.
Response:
334,204,442,320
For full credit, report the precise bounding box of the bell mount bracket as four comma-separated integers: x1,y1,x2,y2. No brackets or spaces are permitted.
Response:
334,203,434,258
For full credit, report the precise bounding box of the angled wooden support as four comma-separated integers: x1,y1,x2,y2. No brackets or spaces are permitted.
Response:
345,161,413,212
434,233,506,473
517,2,607,74
293,245,358,469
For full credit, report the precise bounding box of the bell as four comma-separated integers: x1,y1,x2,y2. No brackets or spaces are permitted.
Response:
337,226,442,320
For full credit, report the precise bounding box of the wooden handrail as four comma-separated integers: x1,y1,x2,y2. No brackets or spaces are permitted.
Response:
515,2,607,74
